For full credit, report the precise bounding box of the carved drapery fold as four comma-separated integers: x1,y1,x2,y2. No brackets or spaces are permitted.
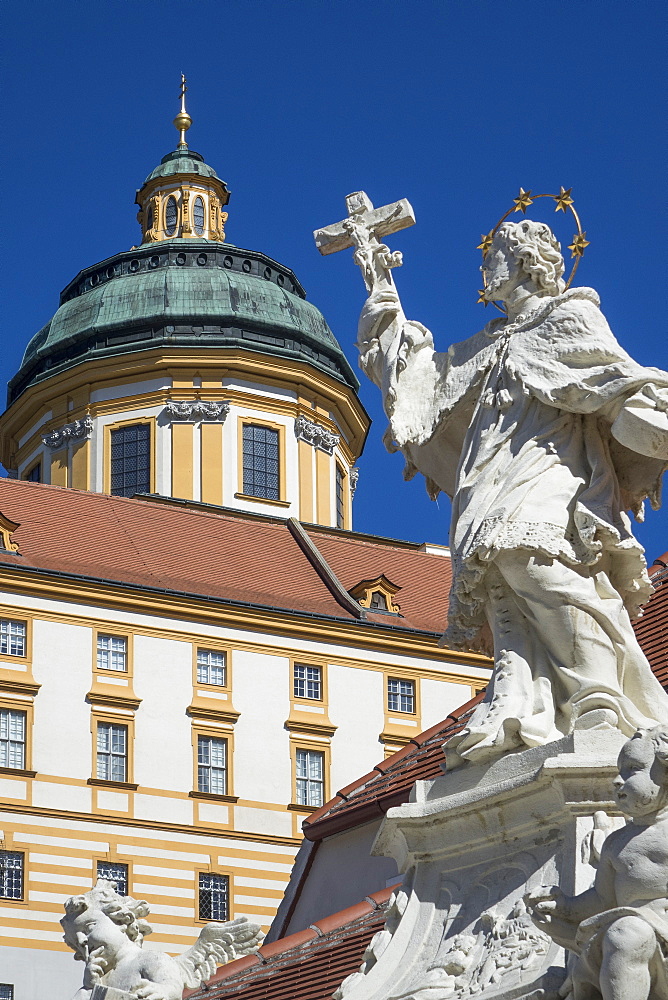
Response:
163,400,230,422
294,414,340,455
42,415,94,450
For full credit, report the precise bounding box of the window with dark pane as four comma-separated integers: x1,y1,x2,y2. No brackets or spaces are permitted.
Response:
198,872,229,921
193,197,205,235
0,851,23,900
242,424,280,501
97,860,128,896
0,983,14,1000
336,465,345,528
25,462,41,482
110,424,151,497
165,196,178,235
387,677,415,714
146,205,154,231
370,591,388,611
0,709,26,769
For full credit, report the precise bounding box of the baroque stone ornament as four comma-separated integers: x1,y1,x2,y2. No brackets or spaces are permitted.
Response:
163,400,230,422
526,727,668,1000
350,466,360,498
315,193,668,768
332,729,630,1000
61,878,263,1000
294,414,340,454
42,415,94,450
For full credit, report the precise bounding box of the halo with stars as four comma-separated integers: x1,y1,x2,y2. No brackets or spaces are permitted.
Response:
476,187,588,313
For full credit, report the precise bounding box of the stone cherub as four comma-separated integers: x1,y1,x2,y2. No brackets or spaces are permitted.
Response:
526,727,668,1000
61,878,264,999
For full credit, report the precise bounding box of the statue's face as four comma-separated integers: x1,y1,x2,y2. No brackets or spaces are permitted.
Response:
63,905,129,962
613,737,668,818
481,238,522,302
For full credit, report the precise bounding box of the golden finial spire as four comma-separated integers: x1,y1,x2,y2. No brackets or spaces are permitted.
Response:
173,73,192,149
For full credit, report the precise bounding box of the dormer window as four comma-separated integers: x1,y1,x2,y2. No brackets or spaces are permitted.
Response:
349,575,401,615
165,196,178,236
369,591,388,611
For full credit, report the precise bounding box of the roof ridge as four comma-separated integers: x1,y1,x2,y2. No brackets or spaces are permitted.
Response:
288,517,367,620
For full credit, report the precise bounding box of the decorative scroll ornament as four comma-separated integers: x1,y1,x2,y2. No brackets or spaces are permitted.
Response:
294,414,340,455
477,186,588,313
350,467,360,498
42,415,94,450
163,400,230,422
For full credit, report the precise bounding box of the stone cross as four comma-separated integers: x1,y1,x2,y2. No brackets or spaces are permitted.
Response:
314,191,415,293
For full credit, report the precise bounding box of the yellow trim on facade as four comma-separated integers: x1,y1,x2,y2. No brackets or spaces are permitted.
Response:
70,437,90,491
297,439,314,522
200,422,223,505
171,421,194,500
50,447,68,487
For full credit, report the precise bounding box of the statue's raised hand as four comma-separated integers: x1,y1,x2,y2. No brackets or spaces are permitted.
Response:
357,288,403,350
524,886,566,929
82,945,109,988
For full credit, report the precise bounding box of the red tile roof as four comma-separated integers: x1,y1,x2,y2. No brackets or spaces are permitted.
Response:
0,480,453,635
302,692,484,842
635,557,668,690
184,888,393,1000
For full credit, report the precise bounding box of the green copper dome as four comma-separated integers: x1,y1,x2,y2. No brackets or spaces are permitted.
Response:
9,240,358,405
142,148,223,185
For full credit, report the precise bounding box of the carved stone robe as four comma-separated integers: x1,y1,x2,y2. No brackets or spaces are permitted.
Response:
361,287,668,754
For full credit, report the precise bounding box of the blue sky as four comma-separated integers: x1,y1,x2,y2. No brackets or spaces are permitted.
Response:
3,0,667,561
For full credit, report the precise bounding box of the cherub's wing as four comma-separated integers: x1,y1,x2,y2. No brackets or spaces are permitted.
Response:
174,917,264,988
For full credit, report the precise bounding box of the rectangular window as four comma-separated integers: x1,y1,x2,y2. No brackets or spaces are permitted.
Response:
336,465,345,529
196,649,226,686
198,872,229,921
0,709,26,770
295,748,324,807
110,423,151,498
0,851,23,901
293,663,322,701
387,678,415,714
96,860,128,896
96,722,128,782
25,462,41,483
96,634,127,672
0,620,26,658
0,984,14,1000
242,424,280,501
197,736,227,795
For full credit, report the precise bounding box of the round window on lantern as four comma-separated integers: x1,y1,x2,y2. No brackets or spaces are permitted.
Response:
165,196,178,236
193,197,205,235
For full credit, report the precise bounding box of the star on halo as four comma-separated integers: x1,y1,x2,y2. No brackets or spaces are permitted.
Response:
477,289,489,306
554,186,574,213
568,232,590,257
513,188,533,214
477,232,494,257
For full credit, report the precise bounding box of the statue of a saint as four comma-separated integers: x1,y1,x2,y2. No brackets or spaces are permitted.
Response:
315,198,668,765
526,726,668,1000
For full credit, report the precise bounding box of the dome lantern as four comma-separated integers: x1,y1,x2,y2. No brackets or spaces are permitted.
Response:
135,76,230,244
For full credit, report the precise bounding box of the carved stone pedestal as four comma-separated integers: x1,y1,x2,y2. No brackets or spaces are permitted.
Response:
335,729,627,1000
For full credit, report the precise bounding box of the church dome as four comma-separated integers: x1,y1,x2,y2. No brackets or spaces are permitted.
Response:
142,148,222,184
10,239,358,404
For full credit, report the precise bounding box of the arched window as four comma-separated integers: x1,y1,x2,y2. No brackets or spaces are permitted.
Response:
146,205,153,231
165,196,177,236
193,197,205,235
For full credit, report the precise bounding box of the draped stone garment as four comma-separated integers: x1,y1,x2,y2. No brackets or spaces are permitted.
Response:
361,286,668,751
